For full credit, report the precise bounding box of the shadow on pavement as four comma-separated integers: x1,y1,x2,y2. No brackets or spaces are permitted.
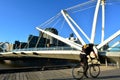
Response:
97,75,120,79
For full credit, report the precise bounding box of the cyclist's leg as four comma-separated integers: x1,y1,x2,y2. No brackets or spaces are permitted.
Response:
83,64,88,78
82,55,89,78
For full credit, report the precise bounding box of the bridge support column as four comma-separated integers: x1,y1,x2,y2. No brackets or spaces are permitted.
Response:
116,58,120,68
105,57,108,67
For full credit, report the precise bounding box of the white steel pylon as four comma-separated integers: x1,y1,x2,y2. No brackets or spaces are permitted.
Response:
61,10,85,45
37,0,120,50
108,41,120,50
101,0,105,43
36,27,82,51
91,0,101,43
97,30,120,49
61,10,91,44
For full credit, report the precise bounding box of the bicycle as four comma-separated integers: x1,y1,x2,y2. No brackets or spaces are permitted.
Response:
72,57,100,79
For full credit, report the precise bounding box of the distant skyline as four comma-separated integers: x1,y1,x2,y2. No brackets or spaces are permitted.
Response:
0,0,120,46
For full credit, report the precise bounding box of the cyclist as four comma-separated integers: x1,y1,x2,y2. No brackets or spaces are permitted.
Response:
80,44,98,78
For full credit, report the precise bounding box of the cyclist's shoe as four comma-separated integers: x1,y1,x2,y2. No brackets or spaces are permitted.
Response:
84,72,89,78
84,74,89,78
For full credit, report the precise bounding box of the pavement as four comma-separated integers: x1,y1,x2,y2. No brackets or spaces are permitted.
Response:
84,65,120,80
0,65,120,80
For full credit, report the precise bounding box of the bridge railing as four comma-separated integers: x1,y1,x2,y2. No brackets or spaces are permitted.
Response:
12,47,77,52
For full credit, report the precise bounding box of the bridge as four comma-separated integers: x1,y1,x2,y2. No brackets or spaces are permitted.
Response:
0,0,120,68
0,47,120,68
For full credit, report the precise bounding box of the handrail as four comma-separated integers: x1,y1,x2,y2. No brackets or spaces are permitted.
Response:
12,47,77,52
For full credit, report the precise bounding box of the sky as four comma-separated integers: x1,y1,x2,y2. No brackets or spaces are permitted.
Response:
0,0,120,46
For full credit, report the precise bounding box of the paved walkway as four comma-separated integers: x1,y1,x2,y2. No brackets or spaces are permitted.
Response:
0,65,119,80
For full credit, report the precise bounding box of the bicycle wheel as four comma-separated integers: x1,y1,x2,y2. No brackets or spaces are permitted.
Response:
89,64,100,78
72,64,84,79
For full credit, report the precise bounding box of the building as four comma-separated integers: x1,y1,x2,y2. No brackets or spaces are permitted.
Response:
0,42,13,52
13,27,80,49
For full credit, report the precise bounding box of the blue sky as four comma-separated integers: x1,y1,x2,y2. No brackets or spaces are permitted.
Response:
0,0,120,46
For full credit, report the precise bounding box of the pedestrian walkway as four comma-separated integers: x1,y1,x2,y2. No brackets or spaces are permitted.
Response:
0,65,119,80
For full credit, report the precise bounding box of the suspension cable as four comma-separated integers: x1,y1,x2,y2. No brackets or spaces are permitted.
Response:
35,34,43,48
52,18,62,27
24,35,34,48
39,12,61,28
66,0,96,11
72,5,96,13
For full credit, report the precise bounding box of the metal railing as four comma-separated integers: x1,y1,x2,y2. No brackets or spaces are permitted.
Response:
12,47,77,52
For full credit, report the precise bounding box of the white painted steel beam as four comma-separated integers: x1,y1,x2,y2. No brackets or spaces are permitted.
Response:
101,0,105,43
91,0,101,43
66,11,91,42
108,41,120,50
36,27,82,51
97,30,120,49
61,10,85,45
